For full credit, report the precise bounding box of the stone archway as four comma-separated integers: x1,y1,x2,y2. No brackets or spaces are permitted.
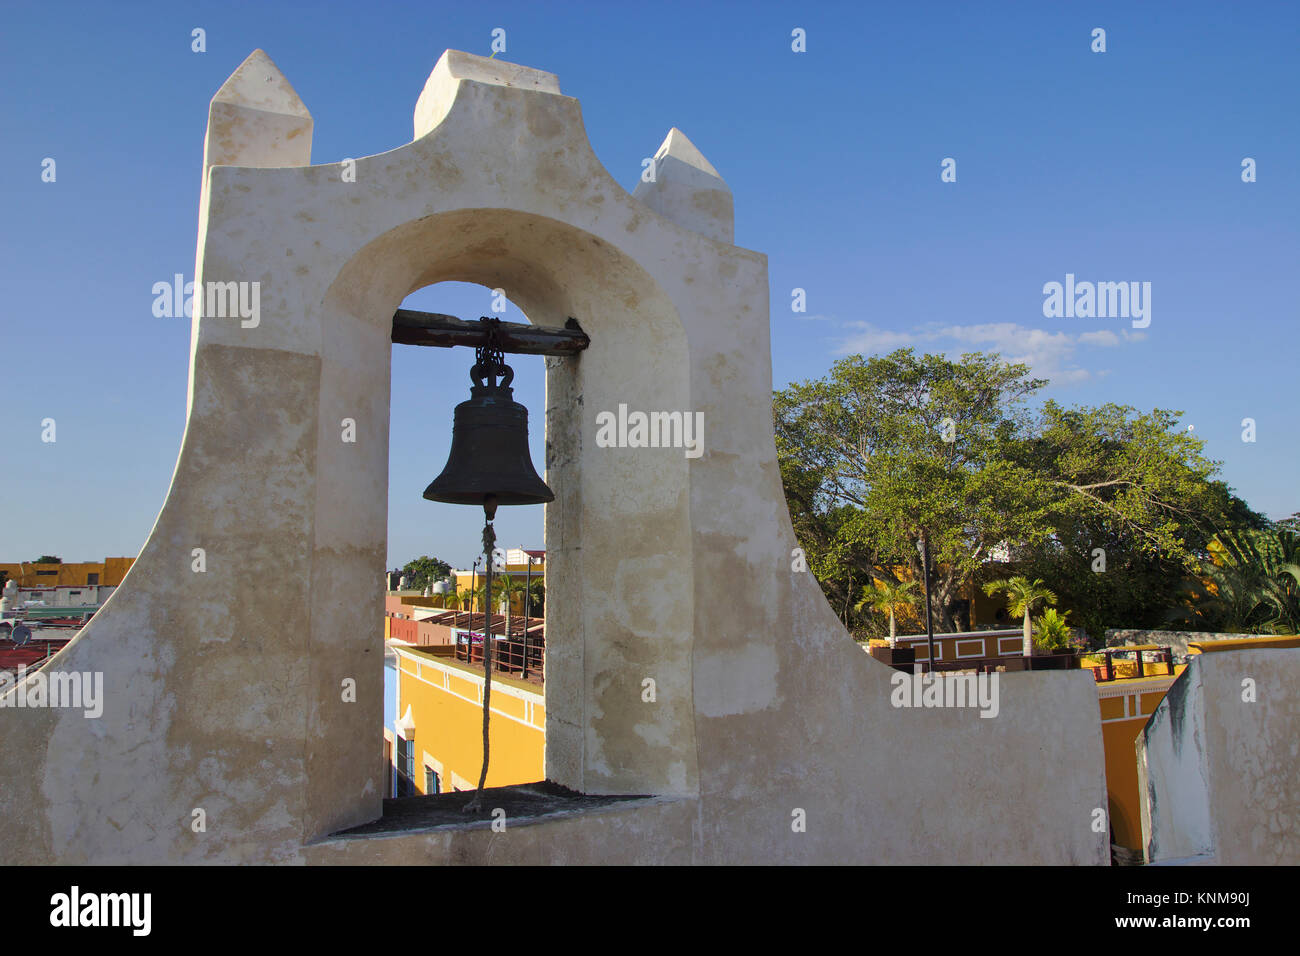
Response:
327,205,700,798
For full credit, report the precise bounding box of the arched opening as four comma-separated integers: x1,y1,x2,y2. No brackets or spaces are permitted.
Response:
387,280,549,797
389,281,546,582
322,206,702,817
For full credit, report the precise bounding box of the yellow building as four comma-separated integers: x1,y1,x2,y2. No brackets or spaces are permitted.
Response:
389,644,544,795
0,557,134,589
1094,635,1300,855
445,548,545,617
1189,635,1300,655
1097,671,1182,852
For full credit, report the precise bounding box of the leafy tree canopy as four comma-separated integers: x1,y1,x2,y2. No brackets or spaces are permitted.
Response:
400,555,452,591
775,349,1265,638
777,349,1050,632
1167,528,1300,635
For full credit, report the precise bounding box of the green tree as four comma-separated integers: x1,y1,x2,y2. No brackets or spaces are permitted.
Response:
1271,566,1300,634
1008,402,1265,642
34,555,61,564
448,587,475,626
493,574,527,665
401,555,452,592
776,351,1268,642
855,578,918,646
525,578,545,618
460,586,476,610
983,576,1057,656
776,348,1050,633
1168,528,1300,634
473,577,506,620
495,574,525,611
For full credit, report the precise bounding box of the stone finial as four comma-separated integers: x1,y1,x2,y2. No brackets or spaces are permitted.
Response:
633,127,734,244
396,706,416,736
203,49,313,184
414,50,561,140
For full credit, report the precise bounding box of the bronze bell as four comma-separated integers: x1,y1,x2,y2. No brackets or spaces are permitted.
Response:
423,319,555,508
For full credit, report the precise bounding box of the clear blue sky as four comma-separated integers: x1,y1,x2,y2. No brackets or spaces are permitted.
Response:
2,1,1296,571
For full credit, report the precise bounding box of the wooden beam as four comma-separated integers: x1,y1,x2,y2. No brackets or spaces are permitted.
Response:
391,310,589,355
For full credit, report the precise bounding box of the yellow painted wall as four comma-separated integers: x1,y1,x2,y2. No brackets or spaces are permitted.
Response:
1110,660,1169,679
0,558,134,588
1097,645,1295,852
1189,636,1300,653
1102,715,1147,849
395,648,544,791
101,557,133,585
1097,674,1183,851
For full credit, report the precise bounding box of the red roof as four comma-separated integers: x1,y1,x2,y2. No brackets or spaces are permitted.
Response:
0,637,71,671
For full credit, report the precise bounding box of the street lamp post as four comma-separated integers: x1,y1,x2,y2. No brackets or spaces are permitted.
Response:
469,557,481,656
522,552,534,679
917,531,935,671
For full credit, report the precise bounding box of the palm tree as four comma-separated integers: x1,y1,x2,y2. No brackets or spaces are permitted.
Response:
473,578,503,618
1169,528,1300,635
525,578,545,618
983,575,1057,657
1271,564,1300,635
475,577,513,661
494,574,527,670
1260,530,1300,634
855,579,918,647
454,587,475,628
496,574,526,618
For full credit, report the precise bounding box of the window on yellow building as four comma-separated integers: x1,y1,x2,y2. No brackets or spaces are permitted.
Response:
396,737,416,797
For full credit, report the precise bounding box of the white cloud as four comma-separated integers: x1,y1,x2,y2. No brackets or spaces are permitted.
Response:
1077,330,1120,346
837,322,918,351
835,321,1144,386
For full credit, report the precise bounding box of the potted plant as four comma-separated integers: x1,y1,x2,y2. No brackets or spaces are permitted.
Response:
1031,607,1078,668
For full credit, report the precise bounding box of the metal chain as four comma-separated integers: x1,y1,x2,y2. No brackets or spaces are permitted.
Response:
472,316,512,388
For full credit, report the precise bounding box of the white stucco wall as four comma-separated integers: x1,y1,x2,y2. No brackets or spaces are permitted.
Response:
1139,648,1300,865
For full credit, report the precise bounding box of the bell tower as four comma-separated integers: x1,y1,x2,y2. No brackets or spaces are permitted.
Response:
0,49,1110,866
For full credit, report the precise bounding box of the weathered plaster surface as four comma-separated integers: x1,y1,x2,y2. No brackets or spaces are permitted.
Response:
0,49,1110,864
1137,662,1214,863
1139,649,1300,865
